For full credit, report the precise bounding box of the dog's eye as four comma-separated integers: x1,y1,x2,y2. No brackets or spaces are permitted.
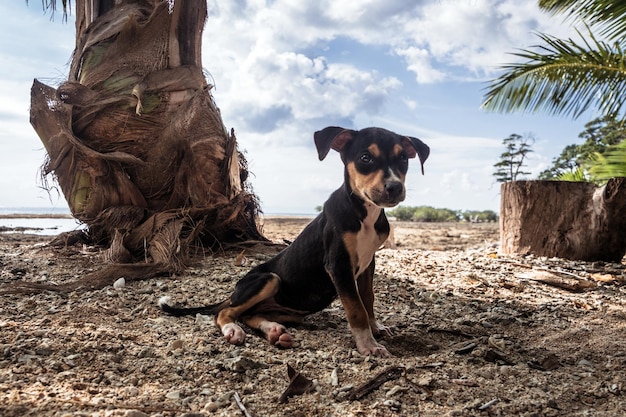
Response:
360,153,373,163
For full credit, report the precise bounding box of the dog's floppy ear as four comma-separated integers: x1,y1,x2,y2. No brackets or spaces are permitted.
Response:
314,126,357,160
402,136,430,175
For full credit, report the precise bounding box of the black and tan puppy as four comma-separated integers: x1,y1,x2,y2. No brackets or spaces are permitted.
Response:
160,126,429,357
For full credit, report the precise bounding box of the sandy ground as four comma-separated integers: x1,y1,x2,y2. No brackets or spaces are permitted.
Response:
1,218,625,416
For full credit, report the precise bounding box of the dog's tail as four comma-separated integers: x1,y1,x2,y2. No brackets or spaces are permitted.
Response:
158,296,225,317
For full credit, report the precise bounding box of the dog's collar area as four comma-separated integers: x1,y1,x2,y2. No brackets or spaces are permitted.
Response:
362,202,382,222
346,188,382,220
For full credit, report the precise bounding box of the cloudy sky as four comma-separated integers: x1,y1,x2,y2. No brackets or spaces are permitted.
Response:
0,1,595,214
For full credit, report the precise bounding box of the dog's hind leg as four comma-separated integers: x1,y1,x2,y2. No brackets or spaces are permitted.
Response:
216,272,282,345
241,314,300,348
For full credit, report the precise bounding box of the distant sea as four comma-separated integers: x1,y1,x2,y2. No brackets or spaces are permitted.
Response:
0,207,82,236
0,208,316,236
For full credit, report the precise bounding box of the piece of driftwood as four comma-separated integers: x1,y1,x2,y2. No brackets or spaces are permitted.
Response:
500,179,626,261
516,270,597,292
346,366,404,401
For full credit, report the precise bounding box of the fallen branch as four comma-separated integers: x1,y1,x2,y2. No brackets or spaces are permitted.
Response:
516,270,596,292
347,366,404,401
0,263,172,295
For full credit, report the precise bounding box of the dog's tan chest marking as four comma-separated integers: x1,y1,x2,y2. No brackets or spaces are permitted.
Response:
354,224,382,277
342,204,387,277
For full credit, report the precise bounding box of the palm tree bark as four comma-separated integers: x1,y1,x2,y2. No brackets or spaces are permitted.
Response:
500,179,626,261
29,0,264,285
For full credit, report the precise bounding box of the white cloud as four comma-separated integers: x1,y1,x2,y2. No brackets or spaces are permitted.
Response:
392,0,556,80
207,42,402,146
203,0,583,135
395,47,445,84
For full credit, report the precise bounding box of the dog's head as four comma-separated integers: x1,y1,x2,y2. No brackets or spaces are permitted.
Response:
314,126,430,208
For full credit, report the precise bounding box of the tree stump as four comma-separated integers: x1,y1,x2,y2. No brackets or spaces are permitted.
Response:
500,179,626,261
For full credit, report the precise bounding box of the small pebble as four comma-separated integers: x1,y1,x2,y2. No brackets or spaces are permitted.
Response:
383,399,402,410
417,375,434,387
195,314,212,325
35,342,53,356
204,402,219,412
330,368,339,386
124,411,149,417
166,390,181,400
113,277,126,289
386,385,406,397
225,356,266,372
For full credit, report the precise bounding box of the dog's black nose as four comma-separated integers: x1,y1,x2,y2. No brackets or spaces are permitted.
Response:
384,181,404,200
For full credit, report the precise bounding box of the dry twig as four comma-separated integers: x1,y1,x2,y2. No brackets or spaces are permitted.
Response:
478,397,499,410
234,392,252,417
516,270,596,292
347,366,404,401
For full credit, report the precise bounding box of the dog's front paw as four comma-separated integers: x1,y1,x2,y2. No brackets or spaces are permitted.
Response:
358,341,391,358
354,328,391,357
222,323,246,345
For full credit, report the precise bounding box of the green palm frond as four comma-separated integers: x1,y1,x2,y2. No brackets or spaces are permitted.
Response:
557,166,589,182
482,29,626,119
539,0,626,41
588,141,626,181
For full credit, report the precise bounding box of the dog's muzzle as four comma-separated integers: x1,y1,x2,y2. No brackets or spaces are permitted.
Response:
367,181,405,207
384,181,404,202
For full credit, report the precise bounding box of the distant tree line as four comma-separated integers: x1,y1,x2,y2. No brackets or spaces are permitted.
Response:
387,206,498,223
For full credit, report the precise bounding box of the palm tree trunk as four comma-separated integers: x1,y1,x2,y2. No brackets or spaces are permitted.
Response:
30,0,264,282
500,179,626,261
